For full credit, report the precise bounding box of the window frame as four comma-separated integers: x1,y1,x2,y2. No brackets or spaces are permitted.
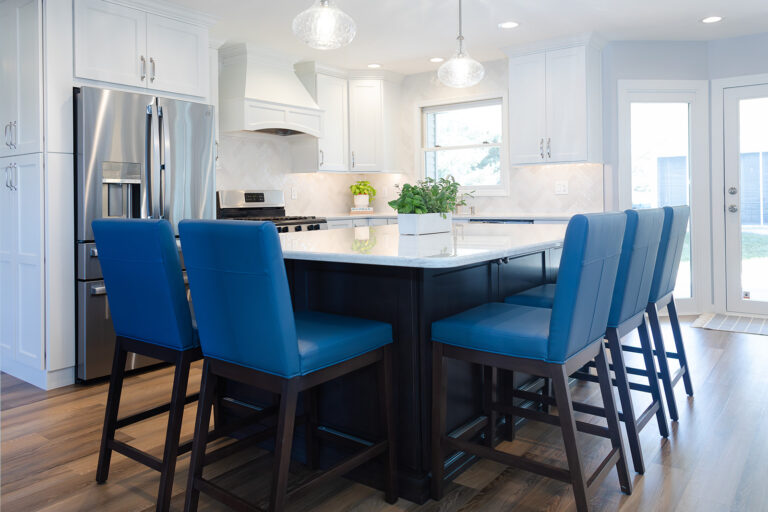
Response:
417,94,509,196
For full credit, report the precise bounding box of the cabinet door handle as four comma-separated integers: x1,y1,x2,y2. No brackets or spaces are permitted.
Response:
351,151,355,168
3,123,9,148
11,163,18,191
539,138,544,159
150,57,156,82
319,149,324,167
4,165,9,190
546,138,551,159
140,56,146,81
10,121,17,149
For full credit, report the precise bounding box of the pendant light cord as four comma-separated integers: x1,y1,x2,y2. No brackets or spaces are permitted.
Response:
457,0,464,53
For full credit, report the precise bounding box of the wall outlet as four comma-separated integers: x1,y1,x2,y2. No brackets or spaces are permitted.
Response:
554,181,569,195
291,187,298,200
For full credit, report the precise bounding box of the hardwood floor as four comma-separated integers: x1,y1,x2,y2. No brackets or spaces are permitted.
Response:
2,317,767,511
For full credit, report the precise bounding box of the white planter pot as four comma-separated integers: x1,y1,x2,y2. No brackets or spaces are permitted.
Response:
397,213,452,235
353,194,370,208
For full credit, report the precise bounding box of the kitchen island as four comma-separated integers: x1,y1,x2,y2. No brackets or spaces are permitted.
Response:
231,223,567,504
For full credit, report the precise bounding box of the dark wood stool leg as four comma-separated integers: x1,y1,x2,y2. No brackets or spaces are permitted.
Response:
184,361,217,512
551,365,589,512
430,342,447,501
595,343,632,495
503,369,515,441
606,328,644,475
482,365,498,447
377,346,398,504
541,376,551,414
96,338,128,484
269,379,299,512
637,318,669,437
304,387,319,470
156,351,193,512
667,299,694,396
647,304,679,421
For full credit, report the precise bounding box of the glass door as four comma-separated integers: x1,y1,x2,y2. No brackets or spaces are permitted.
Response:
724,84,768,315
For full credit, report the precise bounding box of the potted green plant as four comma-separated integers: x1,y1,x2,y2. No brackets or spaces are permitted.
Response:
388,176,467,235
349,180,376,208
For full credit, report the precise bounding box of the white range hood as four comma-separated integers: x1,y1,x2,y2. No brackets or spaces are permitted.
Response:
219,44,323,137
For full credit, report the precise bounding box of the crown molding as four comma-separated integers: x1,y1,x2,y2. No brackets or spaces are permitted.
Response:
105,0,218,27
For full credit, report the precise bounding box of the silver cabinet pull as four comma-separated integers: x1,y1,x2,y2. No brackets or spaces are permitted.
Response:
3,123,9,148
10,163,17,191
4,165,9,189
89,247,99,257
10,121,16,150
319,149,324,167
90,284,107,296
140,55,146,81
539,138,544,159
546,137,551,159
351,151,355,168
150,57,156,82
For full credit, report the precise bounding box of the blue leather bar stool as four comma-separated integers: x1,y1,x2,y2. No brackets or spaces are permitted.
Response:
642,205,693,422
179,220,397,512
93,219,203,512
505,209,670,475
431,213,632,512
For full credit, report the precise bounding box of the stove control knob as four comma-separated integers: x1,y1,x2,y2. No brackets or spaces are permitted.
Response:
295,225,302,232
315,224,321,230
307,224,315,231
281,227,289,233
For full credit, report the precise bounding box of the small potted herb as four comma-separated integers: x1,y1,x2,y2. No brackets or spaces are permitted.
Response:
388,176,467,235
350,180,376,208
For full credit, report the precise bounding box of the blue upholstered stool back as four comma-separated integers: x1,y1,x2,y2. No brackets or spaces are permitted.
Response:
548,213,626,363
607,208,665,328
92,219,197,350
648,206,690,303
178,220,302,378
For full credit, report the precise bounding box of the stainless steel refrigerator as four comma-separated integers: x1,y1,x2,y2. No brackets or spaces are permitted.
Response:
75,86,215,381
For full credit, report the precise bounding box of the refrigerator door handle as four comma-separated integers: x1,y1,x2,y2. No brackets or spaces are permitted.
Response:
159,105,171,219
144,103,154,218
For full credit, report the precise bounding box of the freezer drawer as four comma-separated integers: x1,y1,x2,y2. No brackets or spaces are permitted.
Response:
76,280,160,381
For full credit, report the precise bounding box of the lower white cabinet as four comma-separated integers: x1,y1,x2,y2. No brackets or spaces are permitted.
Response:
0,153,44,373
327,219,355,229
369,218,388,226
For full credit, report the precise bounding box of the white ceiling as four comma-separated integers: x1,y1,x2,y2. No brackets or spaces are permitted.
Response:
177,0,768,74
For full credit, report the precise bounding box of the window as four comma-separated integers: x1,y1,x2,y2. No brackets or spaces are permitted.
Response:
422,98,507,195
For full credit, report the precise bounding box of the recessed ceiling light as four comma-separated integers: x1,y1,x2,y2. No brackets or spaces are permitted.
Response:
367,63,381,68
701,16,723,24
430,57,444,63
498,21,519,29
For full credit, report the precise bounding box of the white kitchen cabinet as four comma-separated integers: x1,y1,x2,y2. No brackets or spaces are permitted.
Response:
146,14,208,97
352,218,369,227
506,39,602,165
387,218,398,225
327,219,355,229
0,0,43,157
0,153,45,372
74,0,209,97
315,73,349,171
369,218,389,226
349,79,383,172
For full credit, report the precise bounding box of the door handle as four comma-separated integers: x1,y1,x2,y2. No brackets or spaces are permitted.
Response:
319,149,324,167
728,186,738,195
89,247,99,258
10,121,17,150
546,137,551,159
144,102,154,218
4,165,9,189
10,163,17,191
4,123,9,148
140,55,146,81
159,105,170,219
150,57,156,82
351,151,355,168
729,205,738,213
539,138,544,159
90,284,107,296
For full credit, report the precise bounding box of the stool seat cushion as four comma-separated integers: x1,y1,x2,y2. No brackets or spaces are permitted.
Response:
432,302,551,361
504,284,556,309
296,311,392,375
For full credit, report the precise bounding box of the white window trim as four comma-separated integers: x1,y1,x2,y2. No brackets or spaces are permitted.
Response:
415,93,510,196
617,79,710,315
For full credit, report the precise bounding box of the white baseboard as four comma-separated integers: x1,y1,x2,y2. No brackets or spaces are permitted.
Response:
1,361,75,390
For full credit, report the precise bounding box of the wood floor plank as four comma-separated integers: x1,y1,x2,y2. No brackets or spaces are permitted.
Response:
3,318,768,511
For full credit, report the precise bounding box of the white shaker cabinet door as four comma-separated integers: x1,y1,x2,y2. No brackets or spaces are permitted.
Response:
74,0,147,88
146,14,208,97
0,158,15,363
508,52,546,165
545,46,587,163
316,74,349,171
0,0,43,157
348,79,383,172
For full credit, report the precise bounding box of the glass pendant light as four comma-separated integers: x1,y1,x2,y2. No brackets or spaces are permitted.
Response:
292,0,357,50
438,0,484,88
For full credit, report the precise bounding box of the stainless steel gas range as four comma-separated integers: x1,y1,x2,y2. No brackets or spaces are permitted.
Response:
216,190,327,232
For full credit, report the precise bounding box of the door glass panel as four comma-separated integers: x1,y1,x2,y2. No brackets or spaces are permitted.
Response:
629,102,691,298
738,97,768,301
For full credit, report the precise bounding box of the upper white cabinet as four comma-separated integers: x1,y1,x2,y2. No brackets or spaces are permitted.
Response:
0,0,43,157
316,74,349,171
295,62,402,173
506,37,602,165
74,0,209,98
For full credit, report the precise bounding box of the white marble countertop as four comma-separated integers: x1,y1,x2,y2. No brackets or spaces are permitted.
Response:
280,223,566,268
322,212,575,221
